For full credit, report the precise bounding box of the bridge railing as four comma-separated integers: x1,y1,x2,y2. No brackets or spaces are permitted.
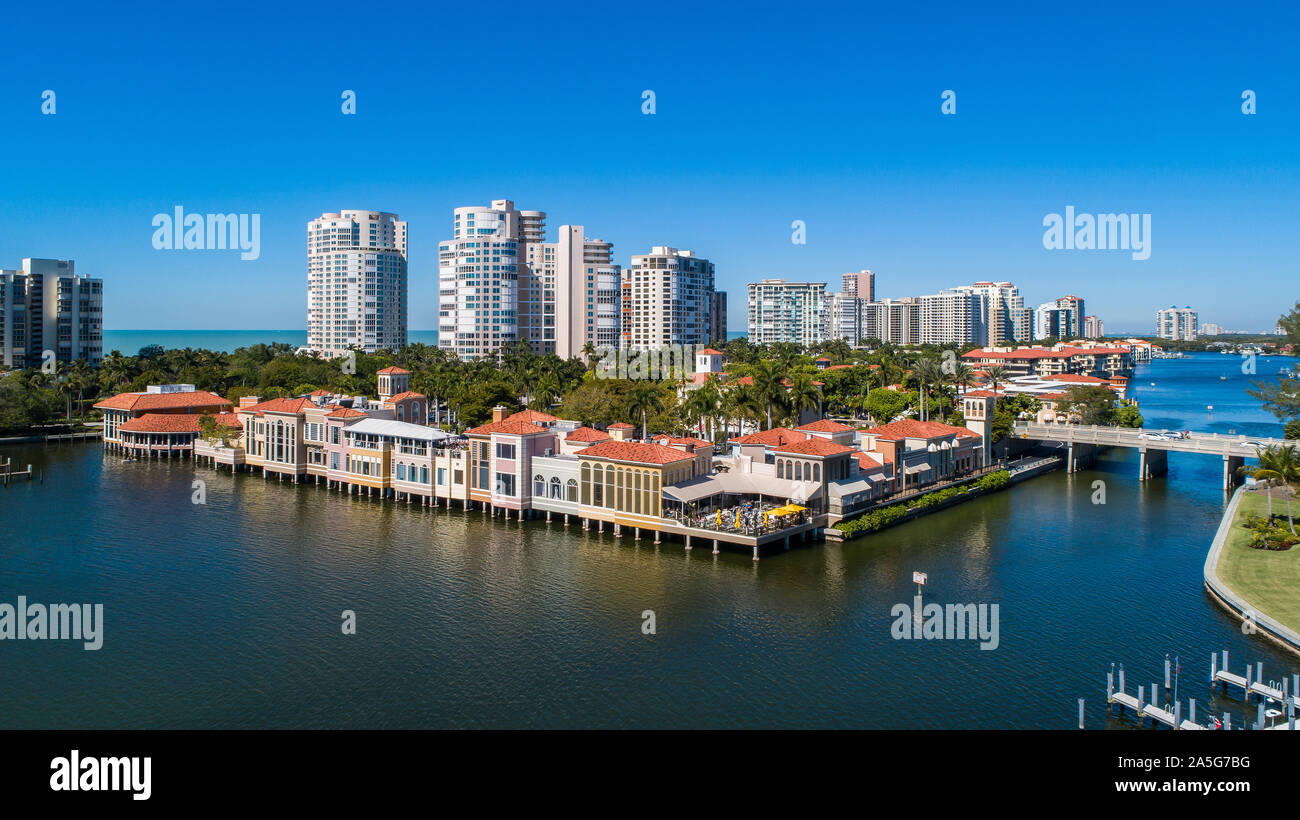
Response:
1012,421,1292,452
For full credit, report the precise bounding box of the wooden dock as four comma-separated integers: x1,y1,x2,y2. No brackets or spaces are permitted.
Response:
44,431,101,443
1099,653,1300,729
1211,651,1300,706
1,459,35,485
1106,665,1208,729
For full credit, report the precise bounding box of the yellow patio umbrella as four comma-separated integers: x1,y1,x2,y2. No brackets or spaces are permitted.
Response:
734,510,741,528
784,504,807,512
715,510,721,526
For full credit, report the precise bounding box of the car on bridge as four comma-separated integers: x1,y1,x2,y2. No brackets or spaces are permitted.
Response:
1239,440,1269,449
1138,432,1173,440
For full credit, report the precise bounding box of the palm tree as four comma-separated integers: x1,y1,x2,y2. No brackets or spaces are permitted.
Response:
531,372,562,412
914,357,943,423
749,360,785,429
984,365,1009,396
952,361,976,395
786,372,822,423
626,383,663,440
1241,444,1299,533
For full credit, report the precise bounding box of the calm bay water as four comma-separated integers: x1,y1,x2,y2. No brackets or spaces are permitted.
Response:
1,352,1297,728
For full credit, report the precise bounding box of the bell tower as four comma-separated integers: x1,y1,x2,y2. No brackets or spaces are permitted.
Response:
377,366,409,403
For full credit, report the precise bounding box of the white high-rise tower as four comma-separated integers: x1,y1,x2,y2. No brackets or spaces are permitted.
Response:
307,210,408,356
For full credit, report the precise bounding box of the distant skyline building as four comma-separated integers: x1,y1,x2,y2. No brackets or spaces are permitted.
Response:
864,297,921,345
841,270,875,303
1056,295,1086,337
1083,315,1105,338
965,281,1026,345
1199,322,1223,336
746,279,826,346
438,200,536,361
0,258,103,368
546,225,622,358
823,291,862,344
919,289,983,345
1156,306,1198,341
708,291,727,343
307,210,408,357
622,246,718,352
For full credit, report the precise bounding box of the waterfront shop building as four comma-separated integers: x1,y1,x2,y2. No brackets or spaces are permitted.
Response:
95,385,233,455
856,420,984,494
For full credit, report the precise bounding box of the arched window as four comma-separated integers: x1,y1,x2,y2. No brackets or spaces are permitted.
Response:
813,462,821,482
581,463,591,505
534,474,544,496
795,462,803,481
605,466,615,509
634,470,642,515
550,476,561,498
567,478,578,502
777,460,784,479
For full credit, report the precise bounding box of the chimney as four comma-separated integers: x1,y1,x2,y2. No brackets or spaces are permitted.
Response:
492,405,509,423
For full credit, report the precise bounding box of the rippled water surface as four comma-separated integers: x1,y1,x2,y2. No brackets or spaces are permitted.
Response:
1,352,1297,728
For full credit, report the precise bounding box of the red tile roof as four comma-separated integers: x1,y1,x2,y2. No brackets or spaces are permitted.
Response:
239,397,314,416
1040,373,1109,384
796,419,855,433
729,427,804,447
326,407,368,419
119,412,241,434
385,391,425,402
119,413,204,433
653,435,714,448
962,348,1070,360
377,366,410,374
465,419,549,436
576,440,695,465
697,348,726,356
607,422,635,429
309,389,332,396
854,449,893,469
566,426,611,443
505,409,558,423
94,390,231,412
861,419,980,440
772,438,855,456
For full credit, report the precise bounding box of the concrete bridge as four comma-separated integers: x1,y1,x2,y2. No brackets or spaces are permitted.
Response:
1012,422,1292,489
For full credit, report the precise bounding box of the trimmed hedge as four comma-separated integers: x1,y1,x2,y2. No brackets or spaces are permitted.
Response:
835,469,1012,538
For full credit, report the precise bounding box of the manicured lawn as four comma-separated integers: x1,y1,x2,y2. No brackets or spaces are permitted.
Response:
1217,490,1300,635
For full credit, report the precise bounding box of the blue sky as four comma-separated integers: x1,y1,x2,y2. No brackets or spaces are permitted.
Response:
2,1,1297,334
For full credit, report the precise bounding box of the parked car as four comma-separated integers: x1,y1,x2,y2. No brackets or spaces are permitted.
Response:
1138,432,1171,440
